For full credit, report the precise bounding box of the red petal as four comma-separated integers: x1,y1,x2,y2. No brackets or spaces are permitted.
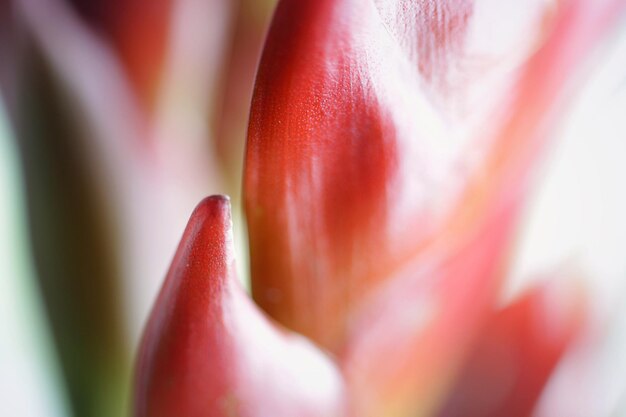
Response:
244,0,555,350
437,277,585,417
134,196,344,417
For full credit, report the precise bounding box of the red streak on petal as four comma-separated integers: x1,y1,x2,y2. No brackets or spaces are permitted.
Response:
246,0,400,350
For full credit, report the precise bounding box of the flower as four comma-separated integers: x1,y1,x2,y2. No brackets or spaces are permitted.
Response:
133,1,626,417
2,0,626,416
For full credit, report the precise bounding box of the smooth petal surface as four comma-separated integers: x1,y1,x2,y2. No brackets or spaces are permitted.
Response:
245,0,555,350
437,277,585,417
134,196,344,417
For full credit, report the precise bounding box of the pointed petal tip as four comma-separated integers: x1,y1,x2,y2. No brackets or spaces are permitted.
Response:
184,194,234,258
134,194,237,416
192,194,232,223
135,194,346,417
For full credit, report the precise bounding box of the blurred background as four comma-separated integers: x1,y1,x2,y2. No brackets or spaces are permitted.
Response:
1,0,277,415
0,0,625,416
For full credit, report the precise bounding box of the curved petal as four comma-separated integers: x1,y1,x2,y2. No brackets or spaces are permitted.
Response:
244,0,555,350
134,196,345,417
437,276,585,417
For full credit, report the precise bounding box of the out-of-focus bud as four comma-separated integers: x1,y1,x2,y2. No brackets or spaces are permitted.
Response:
134,196,345,417
437,277,585,417
65,0,173,108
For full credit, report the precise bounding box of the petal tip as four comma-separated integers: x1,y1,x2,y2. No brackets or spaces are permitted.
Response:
187,194,234,248
193,194,232,221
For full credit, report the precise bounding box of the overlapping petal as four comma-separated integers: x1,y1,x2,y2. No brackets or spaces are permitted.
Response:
245,0,556,350
134,196,345,417
1,1,234,414
4,0,622,415
338,1,626,415
245,0,626,416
